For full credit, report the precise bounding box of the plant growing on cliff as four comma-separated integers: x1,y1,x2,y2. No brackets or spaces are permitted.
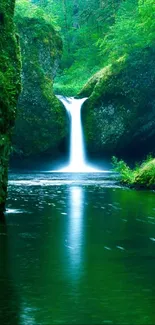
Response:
31,0,155,95
15,0,58,28
112,155,155,188
112,156,134,184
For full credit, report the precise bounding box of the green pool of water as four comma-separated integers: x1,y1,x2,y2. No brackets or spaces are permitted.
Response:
1,172,155,324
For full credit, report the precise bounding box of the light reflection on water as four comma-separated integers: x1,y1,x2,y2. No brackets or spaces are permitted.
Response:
20,302,36,325
8,171,118,187
1,172,155,324
67,186,85,280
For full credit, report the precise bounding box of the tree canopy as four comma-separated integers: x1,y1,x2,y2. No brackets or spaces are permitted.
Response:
15,0,155,95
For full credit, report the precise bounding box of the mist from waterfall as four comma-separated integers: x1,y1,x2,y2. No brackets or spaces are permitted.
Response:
56,96,100,172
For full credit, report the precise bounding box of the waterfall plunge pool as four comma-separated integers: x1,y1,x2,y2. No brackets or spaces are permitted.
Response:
3,98,155,324
1,171,155,325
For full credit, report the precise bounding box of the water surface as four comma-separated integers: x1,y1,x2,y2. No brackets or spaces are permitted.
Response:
1,172,155,324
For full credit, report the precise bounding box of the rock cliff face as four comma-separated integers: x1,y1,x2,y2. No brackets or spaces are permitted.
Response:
0,0,21,216
80,48,155,158
13,16,68,157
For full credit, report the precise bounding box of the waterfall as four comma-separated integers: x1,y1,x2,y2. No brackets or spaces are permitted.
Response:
57,96,99,172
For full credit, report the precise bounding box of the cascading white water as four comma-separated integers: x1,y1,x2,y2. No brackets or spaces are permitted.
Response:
57,96,99,172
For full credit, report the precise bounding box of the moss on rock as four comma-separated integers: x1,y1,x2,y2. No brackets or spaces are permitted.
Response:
13,13,68,157
0,0,21,216
79,48,155,157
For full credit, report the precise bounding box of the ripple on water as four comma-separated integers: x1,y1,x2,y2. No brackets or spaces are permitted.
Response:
8,171,120,188
5,208,28,214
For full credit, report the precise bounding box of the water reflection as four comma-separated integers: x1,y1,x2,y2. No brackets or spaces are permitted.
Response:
4,174,155,324
0,225,19,324
67,186,85,280
20,301,37,325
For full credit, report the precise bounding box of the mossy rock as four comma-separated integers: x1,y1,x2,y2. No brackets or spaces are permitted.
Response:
0,0,21,216
79,48,155,157
13,16,68,157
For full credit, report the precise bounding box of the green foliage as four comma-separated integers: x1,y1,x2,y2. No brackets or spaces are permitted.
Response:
112,156,155,188
15,0,58,28
31,0,155,96
97,0,155,65
30,0,112,93
135,159,155,187
54,63,101,96
112,156,134,184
